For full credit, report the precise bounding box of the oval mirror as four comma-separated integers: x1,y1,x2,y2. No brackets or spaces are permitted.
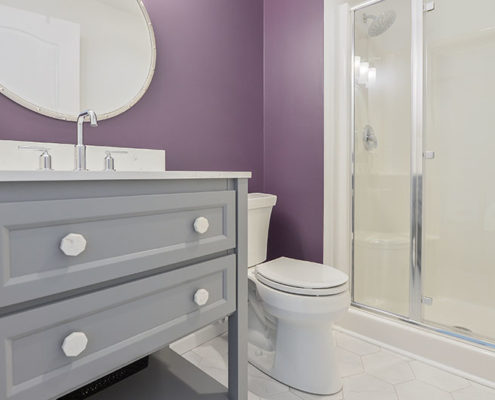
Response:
0,0,156,121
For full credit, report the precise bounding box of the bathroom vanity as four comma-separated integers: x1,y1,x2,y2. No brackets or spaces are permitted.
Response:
0,171,249,400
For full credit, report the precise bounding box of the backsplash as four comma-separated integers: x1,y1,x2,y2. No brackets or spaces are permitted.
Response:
0,140,165,172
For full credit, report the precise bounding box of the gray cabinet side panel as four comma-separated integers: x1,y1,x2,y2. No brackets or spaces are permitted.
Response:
228,179,248,400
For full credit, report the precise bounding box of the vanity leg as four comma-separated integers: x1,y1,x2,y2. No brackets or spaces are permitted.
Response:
228,179,248,400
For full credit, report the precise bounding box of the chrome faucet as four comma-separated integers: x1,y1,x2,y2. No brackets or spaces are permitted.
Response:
75,110,98,171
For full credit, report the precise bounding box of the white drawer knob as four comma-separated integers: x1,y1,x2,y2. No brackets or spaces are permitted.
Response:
62,332,88,357
60,233,87,256
193,217,209,234
194,289,209,306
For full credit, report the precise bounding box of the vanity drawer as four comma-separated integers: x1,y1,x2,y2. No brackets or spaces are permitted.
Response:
0,254,236,400
0,190,235,307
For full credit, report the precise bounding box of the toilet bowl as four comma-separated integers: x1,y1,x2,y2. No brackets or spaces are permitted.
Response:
247,193,350,395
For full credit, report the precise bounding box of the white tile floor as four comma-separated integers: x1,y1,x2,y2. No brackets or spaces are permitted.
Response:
174,330,495,400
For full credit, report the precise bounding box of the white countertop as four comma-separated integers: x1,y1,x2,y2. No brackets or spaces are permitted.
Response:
0,170,252,182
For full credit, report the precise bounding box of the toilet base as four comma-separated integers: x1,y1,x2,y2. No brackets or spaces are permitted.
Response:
248,320,342,395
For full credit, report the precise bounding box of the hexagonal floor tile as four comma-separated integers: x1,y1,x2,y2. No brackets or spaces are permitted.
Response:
409,360,470,392
343,373,398,400
336,347,364,377
289,386,343,399
248,374,290,398
395,380,452,400
362,350,414,384
452,382,495,400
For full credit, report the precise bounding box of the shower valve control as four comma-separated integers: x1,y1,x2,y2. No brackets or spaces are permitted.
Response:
423,151,435,159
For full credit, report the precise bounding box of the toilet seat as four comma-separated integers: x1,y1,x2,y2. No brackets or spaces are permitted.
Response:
255,257,348,296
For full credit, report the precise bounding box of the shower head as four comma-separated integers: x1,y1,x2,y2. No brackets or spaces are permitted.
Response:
363,10,396,37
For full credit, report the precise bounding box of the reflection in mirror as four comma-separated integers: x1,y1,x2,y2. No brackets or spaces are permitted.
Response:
0,0,156,121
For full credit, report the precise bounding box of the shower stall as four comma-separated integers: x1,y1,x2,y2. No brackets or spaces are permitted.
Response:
350,0,495,348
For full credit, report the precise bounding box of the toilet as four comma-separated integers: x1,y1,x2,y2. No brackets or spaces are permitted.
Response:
247,193,350,395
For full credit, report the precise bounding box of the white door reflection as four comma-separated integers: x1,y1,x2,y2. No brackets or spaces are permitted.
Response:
0,5,80,115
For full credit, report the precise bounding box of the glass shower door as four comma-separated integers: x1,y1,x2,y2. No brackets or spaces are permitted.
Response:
352,0,412,316
422,0,495,343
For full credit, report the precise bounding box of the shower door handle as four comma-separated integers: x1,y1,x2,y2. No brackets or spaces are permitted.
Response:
423,151,435,159
424,1,435,12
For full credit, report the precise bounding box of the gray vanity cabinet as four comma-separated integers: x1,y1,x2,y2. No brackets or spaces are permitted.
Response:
0,175,249,400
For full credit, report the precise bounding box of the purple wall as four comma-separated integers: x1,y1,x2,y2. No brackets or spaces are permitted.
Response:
0,0,265,192
0,0,325,263
263,0,325,263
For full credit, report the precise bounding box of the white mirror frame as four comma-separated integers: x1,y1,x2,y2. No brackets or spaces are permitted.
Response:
0,0,156,122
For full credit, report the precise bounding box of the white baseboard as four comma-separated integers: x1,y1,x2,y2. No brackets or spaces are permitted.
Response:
170,319,228,355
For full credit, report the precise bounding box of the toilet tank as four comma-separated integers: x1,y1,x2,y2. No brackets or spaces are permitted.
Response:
248,193,277,267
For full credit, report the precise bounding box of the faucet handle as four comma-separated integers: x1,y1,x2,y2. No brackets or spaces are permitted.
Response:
104,150,128,171
18,146,52,170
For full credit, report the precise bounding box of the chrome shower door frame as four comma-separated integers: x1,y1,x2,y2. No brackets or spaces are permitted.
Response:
409,0,424,322
349,0,424,322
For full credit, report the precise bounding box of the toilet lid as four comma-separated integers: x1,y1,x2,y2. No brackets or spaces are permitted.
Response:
255,257,348,296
